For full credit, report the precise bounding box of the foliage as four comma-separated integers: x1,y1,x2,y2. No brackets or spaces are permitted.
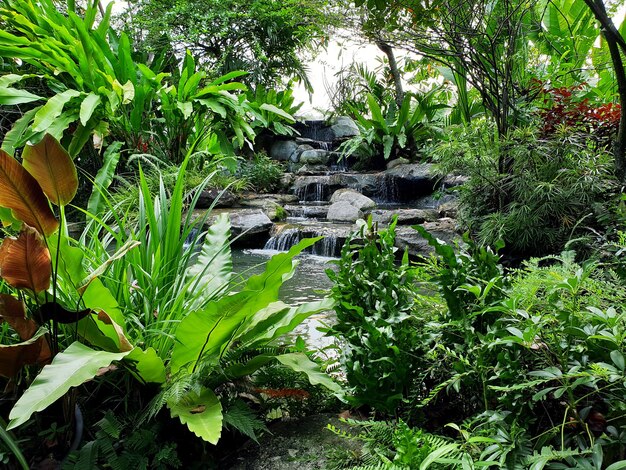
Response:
433,121,620,255
246,84,302,137
340,91,444,166
125,0,333,90
237,153,284,193
326,218,420,413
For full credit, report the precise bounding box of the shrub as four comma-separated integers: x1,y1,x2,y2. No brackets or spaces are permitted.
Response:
237,153,284,193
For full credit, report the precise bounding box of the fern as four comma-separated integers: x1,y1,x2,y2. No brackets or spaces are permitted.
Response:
222,400,267,442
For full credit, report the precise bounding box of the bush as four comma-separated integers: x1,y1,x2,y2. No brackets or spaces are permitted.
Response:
433,121,620,256
238,153,284,193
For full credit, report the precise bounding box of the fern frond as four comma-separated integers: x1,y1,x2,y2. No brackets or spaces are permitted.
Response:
222,400,267,442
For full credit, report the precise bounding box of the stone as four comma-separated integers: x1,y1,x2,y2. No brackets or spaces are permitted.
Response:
442,174,470,188
330,116,359,139
283,204,329,219
327,201,363,222
292,144,315,162
226,209,273,244
382,163,440,201
330,188,376,211
386,157,410,170
299,149,330,166
196,187,238,208
279,173,295,191
438,199,460,218
295,164,329,175
370,208,439,225
270,140,298,161
238,198,286,221
395,218,459,257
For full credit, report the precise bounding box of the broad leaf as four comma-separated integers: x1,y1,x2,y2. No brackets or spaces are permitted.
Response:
259,103,295,123
0,87,42,105
79,92,101,125
0,294,35,340
0,328,50,379
168,387,222,444
0,227,51,293
124,347,165,384
186,214,232,308
22,134,78,206
171,238,319,373
0,149,58,236
275,353,342,393
31,90,81,133
7,342,131,429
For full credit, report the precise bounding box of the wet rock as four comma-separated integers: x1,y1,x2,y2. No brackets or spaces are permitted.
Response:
382,163,440,201
284,204,329,219
386,157,410,170
330,188,376,211
239,199,286,221
370,208,439,225
225,209,273,244
438,199,460,218
330,116,359,139
327,201,363,222
196,187,238,208
295,164,330,175
292,144,315,162
270,140,299,161
395,218,459,257
300,149,330,166
280,173,296,192
442,174,469,188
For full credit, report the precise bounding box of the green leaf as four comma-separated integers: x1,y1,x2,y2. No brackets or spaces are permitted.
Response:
275,353,342,394
0,87,42,105
87,141,122,216
259,103,295,123
32,89,81,133
186,214,232,308
167,387,222,444
7,342,130,429
610,350,625,371
125,347,166,384
1,106,41,156
79,92,101,126
606,461,626,470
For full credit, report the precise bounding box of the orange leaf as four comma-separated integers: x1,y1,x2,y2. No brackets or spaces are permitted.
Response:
22,134,78,206
0,294,37,340
0,227,51,293
0,149,58,236
97,310,133,352
0,329,50,379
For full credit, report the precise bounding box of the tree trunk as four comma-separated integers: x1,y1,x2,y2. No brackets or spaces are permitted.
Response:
583,0,626,180
376,40,404,108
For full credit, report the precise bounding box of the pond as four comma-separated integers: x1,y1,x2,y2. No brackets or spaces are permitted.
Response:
231,249,337,349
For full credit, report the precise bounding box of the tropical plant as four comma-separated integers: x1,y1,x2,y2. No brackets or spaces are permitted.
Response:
237,153,284,193
340,90,444,167
326,217,421,414
246,84,302,137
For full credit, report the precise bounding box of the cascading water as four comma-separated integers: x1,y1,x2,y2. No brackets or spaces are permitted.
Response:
264,227,343,258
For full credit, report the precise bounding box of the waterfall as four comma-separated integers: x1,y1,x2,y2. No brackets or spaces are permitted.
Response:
264,227,342,257
374,175,400,203
295,182,328,202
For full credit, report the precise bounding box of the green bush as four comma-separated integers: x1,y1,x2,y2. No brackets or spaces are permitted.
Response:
238,153,284,193
433,122,620,256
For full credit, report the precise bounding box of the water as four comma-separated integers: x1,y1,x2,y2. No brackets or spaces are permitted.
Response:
231,249,337,348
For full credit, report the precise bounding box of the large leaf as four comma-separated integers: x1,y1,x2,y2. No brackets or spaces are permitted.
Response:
0,87,42,105
0,149,58,236
86,141,122,216
79,92,101,126
7,341,131,429
0,294,35,340
22,134,78,206
186,214,232,308
0,328,50,379
1,106,41,156
124,347,165,384
275,353,342,393
259,103,295,123
31,89,81,133
0,227,51,293
171,238,319,373
167,387,223,444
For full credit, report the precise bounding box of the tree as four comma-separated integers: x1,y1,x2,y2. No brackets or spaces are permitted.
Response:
125,0,334,90
581,0,626,180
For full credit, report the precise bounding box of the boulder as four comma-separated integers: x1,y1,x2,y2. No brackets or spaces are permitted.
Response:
196,187,237,209
295,164,329,175
283,204,329,219
330,116,359,139
327,201,363,222
227,209,273,243
382,163,440,201
438,199,460,218
395,218,459,257
370,208,439,225
269,140,298,161
330,188,376,211
386,157,410,170
442,174,470,188
299,149,331,166
239,199,286,221
292,144,315,163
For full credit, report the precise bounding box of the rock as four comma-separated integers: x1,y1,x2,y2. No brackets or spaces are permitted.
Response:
292,144,315,163
283,204,329,219
270,140,298,161
196,187,238,208
442,174,469,188
382,163,440,201
330,116,359,139
395,218,459,257
239,198,286,221
370,208,439,225
239,193,299,205
299,149,330,166
327,201,363,222
279,173,295,191
295,164,329,175
330,188,376,211
292,174,361,202
438,199,460,218
226,209,273,244
386,157,410,170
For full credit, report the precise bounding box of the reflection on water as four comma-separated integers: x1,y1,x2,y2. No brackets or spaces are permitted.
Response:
232,249,337,349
